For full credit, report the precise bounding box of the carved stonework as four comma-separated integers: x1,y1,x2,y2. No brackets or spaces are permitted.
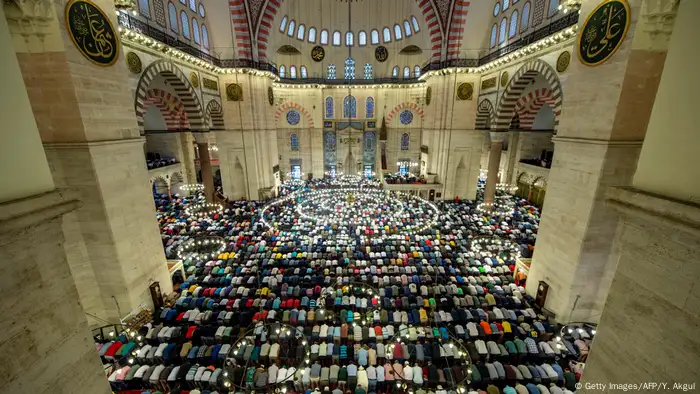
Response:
3,0,56,45
641,0,680,46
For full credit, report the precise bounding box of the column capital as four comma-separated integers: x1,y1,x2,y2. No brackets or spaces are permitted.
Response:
639,0,681,49
3,0,56,47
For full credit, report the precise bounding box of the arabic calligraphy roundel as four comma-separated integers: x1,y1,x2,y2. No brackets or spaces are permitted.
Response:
578,0,630,67
65,0,119,67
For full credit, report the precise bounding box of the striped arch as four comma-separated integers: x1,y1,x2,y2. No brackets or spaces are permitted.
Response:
446,0,470,60
135,60,205,133
475,99,495,130
228,0,253,59
143,89,190,130
514,88,559,130
415,0,443,64
256,0,284,62
494,59,563,131
274,102,314,127
386,102,425,126
204,99,225,130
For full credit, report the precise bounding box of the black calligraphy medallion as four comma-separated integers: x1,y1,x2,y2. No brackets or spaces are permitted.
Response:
65,0,119,66
456,83,473,100
375,46,389,63
311,46,325,62
578,0,630,67
268,87,274,106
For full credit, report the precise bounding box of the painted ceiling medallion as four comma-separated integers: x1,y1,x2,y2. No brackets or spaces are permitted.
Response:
375,46,389,63
456,82,474,100
311,46,325,62
226,83,243,101
65,0,119,66
578,0,630,66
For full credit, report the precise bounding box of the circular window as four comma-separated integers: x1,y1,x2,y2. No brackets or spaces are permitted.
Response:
399,110,413,125
493,2,501,16
198,4,205,17
287,110,301,125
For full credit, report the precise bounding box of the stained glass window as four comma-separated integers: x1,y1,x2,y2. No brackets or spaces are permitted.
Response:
400,111,413,125
414,65,421,78
548,0,559,16
358,31,367,46
509,11,518,38
394,24,402,40
192,18,200,44
333,31,341,46
344,96,356,118
189,0,196,12
383,28,391,42
412,16,420,31
494,2,501,16
168,3,178,32
280,16,287,32
499,18,507,43
504,0,510,10
320,29,328,44
288,112,300,126
364,132,375,152
392,66,399,78
521,2,531,30
287,20,295,36
404,21,412,36
290,133,299,149
364,63,373,79
366,97,375,118
202,25,209,48
325,97,334,118
139,0,151,18
490,24,497,47
371,30,379,44
344,57,355,79
346,31,354,46
297,24,305,40
327,64,336,79
308,27,316,42
198,3,205,17
401,133,410,149
279,65,286,78
180,11,190,38
301,66,307,79
290,66,297,79
403,67,410,79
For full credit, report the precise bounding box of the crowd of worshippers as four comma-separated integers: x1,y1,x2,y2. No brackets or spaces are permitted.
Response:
96,178,584,394
384,173,426,185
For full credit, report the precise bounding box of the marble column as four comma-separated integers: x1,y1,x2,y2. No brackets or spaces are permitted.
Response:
0,8,111,390
579,0,699,388
526,0,679,322
198,142,214,202
483,139,503,207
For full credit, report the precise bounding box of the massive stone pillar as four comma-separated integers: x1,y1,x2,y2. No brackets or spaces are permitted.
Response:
579,0,699,388
180,133,198,185
526,0,679,322
503,131,521,185
9,0,170,325
483,139,503,206
0,8,110,391
197,141,214,202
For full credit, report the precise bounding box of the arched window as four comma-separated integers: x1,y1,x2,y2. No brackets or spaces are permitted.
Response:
494,2,501,16
401,133,410,150
168,2,178,32
490,24,498,48
290,66,297,79
139,0,151,18
504,0,510,10
346,31,354,46
392,66,399,78
364,63,373,79
414,65,421,78
326,97,334,118
394,24,402,40
287,20,295,36
202,25,209,48
198,4,205,17
344,96,357,118
404,21,412,36
179,0,184,4
320,29,329,44
279,65,286,78
411,16,420,32
192,18,200,44
308,27,316,42
297,24,305,40
188,0,196,12
301,66,308,79
280,15,287,32
403,66,410,79
509,10,518,38
180,11,190,38
371,29,380,44
290,134,299,151
344,57,355,79
383,27,391,43
521,2,531,30
358,31,367,46
366,97,375,118
499,18,507,43
327,64,336,79
548,0,559,16
333,31,341,46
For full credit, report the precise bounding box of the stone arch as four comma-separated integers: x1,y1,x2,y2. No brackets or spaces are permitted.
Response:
494,59,563,131
514,87,559,130
228,0,253,59
151,175,170,195
475,99,495,130
533,176,547,188
386,102,425,126
274,102,315,127
517,171,533,185
143,89,189,130
135,60,205,133
204,99,225,130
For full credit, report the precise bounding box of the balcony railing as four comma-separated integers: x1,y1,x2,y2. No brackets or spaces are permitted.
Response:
277,76,422,85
